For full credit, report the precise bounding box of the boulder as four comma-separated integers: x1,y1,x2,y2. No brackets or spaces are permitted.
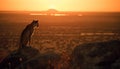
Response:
0,46,61,69
72,40,120,69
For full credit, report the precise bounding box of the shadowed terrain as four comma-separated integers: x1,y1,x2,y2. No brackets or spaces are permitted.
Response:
72,40,120,69
0,40,120,69
0,46,61,69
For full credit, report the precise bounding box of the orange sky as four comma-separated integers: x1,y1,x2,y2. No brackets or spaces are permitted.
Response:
0,0,120,12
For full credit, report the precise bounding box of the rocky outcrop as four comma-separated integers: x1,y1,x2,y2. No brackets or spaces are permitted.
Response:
1,40,120,69
72,40,120,69
0,46,61,69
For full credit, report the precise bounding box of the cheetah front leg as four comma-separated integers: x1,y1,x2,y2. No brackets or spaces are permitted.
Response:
28,39,30,47
28,34,31,47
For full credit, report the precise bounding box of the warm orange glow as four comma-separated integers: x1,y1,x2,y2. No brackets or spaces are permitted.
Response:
49,5,56,10
0,0,120,12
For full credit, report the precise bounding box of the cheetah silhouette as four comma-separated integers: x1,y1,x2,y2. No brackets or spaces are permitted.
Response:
19,20,39,49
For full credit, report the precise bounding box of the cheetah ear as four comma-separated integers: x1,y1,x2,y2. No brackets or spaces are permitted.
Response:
33,20,35,22
34,20,38,22
36,20,38,22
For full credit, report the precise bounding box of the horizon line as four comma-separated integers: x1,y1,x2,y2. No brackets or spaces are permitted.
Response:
0,9,120,12
0,10,120,13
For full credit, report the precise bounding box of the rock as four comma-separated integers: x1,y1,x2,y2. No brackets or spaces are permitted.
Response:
0,46,61,69
0,50,27,69
27,51,61,69
0,46,40,69
19,46,40,59
72,40,120,69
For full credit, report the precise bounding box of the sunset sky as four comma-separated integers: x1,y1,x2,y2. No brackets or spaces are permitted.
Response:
0,0,120,12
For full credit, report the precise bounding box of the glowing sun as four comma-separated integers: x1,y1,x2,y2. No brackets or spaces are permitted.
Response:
49,5,56,10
